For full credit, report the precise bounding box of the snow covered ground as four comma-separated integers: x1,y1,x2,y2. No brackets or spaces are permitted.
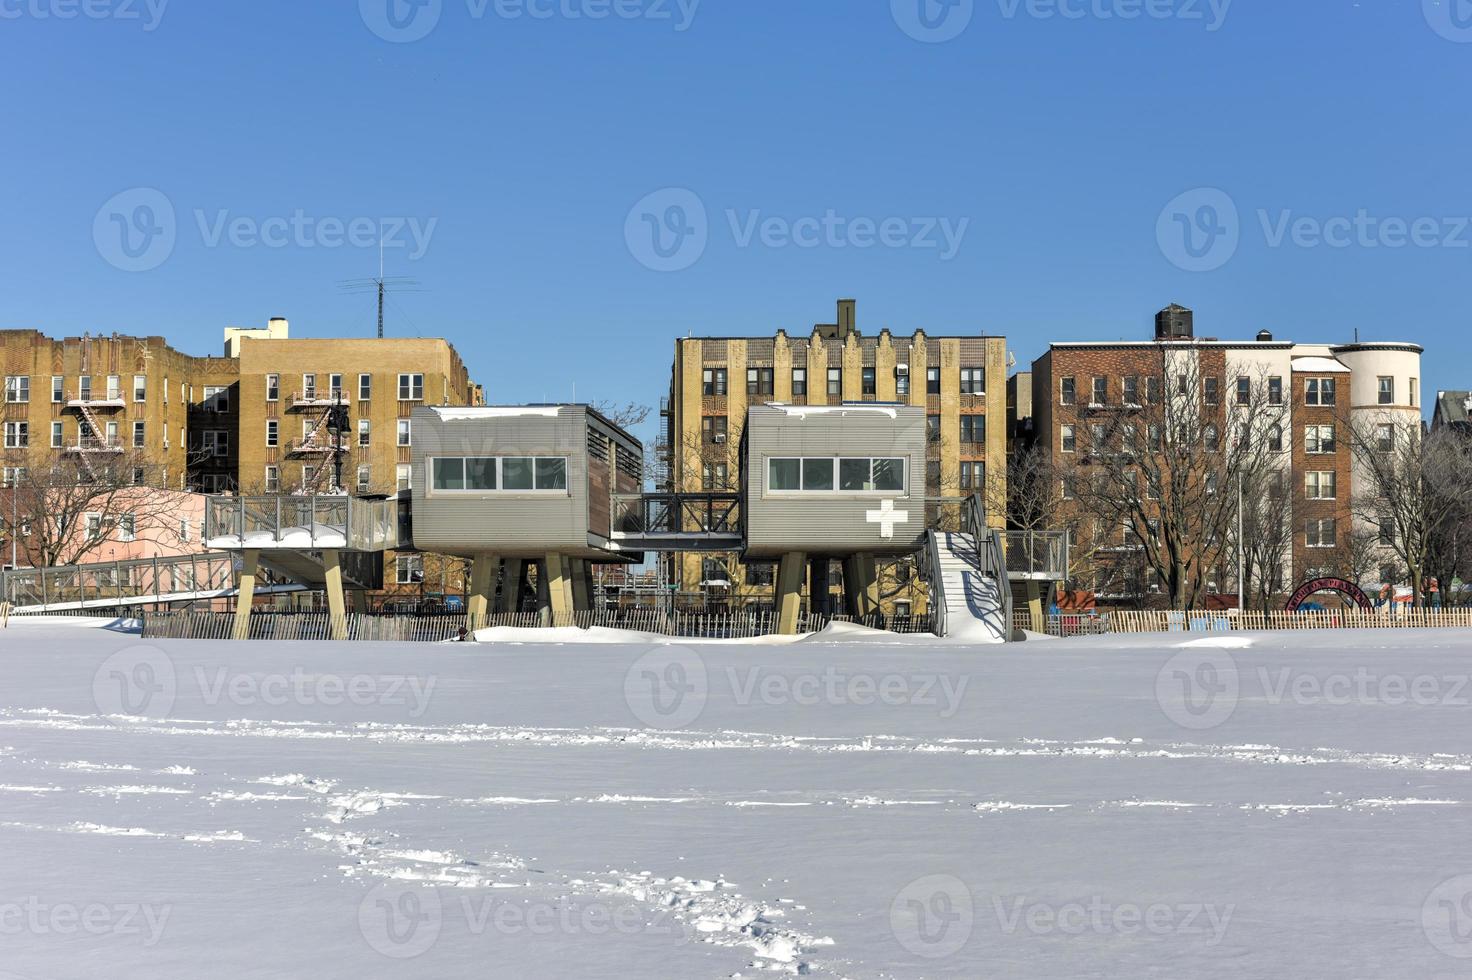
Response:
2,624,1471,977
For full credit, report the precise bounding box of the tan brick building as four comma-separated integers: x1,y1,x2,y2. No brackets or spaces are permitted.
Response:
663,298,1008,611
0,329,239,496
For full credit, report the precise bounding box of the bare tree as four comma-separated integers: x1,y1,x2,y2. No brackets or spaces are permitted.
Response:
1228,473,1293,610
1350,417,1472,608
1058,352,1280,610
591,401,652,430
3,451,189,568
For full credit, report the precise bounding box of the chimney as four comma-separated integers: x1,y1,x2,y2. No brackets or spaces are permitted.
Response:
837,299,856,339
1154,304,1194,341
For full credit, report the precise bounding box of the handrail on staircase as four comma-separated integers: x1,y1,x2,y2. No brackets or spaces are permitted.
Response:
961,492,1014,641
923,530,947,639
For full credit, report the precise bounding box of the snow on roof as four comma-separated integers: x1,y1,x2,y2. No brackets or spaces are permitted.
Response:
767,404,899,420
1290,356,1351,373
430,406,563,421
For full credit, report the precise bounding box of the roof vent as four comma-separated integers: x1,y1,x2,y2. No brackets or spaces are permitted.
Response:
1154,304,1194,341
1257,330,1274,343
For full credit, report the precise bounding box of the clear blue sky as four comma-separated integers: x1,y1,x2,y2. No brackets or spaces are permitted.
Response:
3,0,1468,444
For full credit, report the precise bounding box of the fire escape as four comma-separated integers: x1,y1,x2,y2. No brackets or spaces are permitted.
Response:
63,370,125,478
285,378,349,494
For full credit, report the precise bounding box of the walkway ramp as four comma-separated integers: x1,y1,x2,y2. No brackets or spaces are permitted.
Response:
0,553,306,614
926,530,1009,643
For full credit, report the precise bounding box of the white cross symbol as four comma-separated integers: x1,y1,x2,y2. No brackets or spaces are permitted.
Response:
866,499,910,539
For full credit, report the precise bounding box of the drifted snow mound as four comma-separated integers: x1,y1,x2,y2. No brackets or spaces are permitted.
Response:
1176,635,1255,650
798,620,1003,646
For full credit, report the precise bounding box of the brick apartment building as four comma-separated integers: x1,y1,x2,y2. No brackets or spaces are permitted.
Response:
663,298,1008,611
1022,305,1423,605
2,320,482,605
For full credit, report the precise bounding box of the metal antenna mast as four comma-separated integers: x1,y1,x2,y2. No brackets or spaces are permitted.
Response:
339,248,423,339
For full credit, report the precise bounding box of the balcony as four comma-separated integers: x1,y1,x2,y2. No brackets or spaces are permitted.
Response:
63,436,124,454
284,438,338,458
287,390,350,412
64,391,126,410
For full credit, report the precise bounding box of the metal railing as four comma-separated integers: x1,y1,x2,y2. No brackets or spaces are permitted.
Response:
1000,531,1070,581
611,493,743,549
204,495,404,552
0,552,300,612
962,493,1013,639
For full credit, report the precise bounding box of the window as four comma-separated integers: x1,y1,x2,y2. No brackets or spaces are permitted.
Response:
78,376,92,401
1306,518,1337,549
1060,376,1076,406
1235,377,1251,405
106,421,118,447
85,513,102,541
396,464,412,492
1204,377,1220,405
359,374,372,401
117,513,136,543
398,373,424,401
896,366,910,397
1123,376,1140,406
1411,378,1419,407
702,462,729,490
861,367,876,396
301,373,317,400
259,419,276,448
1147,424,1162,451
960,415,985,445
431,457,566,493
132,467,145,486
179,517,191,543
396,419,411,446
3,422,28,449
358,419,371,447
106,376,121,401
1305,377,1336,406
1268,472,1285,500
1061,477,1076,500
1176,374,1188,397
50,421,62,448
1091,376,1107,406
1146,376,1162,405
329,374,344,400
1306,471,1337,500
1378,376,1394,405
1370,422,1394,453
1268,424,1283,453
791,368,806,396
747,367,774,396
1204,424,1220,452
1090,423,1106,451
926,415,941,443
51,376,62,403
702,368,726,396
396,554,425,585
960,367,985,395
1378,518,1395,546
133,375,146,402
265,374,279,401
356,465,372,494
702,415,728,444
203,385,230,412
1305,425,1336,455
745,564,776,587
1,466,24,488
1060,424,1077,453
202,431,229,457
927,367,941,395
132,421,145,449
827,368,842,396
1206,472,1219,496
4,376,29,403
1268,376,1283,405
767,457,905,493
960,461,984,490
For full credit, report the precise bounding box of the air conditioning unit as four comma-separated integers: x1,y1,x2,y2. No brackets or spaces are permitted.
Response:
714,433,727,443
896,364,910,376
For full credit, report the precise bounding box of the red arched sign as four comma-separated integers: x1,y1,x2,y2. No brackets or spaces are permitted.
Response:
1285,577,1373,612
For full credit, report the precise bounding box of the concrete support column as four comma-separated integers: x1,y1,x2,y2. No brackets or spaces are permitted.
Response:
1022,581,1044,634
468,553,499,629
776,551,807,635
809,557,833,618
545,553,575,626
232,549,259,641
569,558,591,614
322,549,348,641
534,559,551,627
843,554,879,619
499,558,525,614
